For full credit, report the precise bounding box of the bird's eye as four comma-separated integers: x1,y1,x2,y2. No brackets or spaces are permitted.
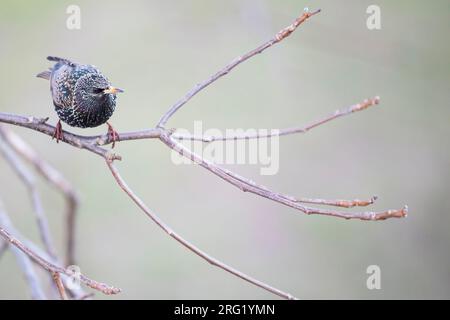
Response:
92,88,104,94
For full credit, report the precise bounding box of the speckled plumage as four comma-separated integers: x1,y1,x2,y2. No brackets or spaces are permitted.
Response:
38,56,120,128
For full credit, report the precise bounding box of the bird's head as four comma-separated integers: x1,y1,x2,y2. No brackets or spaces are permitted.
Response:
88,74,124,97
75,73,124,110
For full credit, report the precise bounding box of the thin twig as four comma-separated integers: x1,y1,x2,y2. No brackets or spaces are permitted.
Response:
156,9,321,128
295,195,378,208
0,226,121,295
106,160,296,300
52,272,68,300
160,132,407,220
173,97,380,142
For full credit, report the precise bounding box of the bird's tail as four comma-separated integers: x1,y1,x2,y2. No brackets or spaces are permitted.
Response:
36,70,51,80
37,56,77,79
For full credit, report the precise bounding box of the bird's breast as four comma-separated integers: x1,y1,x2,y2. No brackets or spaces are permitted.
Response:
55,96,116,128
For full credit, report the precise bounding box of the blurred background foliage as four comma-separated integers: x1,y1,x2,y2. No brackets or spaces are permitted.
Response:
0,0,449,299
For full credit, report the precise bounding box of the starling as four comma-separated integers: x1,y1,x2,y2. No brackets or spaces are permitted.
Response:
37,56,124,147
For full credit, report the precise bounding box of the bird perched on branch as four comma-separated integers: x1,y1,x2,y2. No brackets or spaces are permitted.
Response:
37,56,124,147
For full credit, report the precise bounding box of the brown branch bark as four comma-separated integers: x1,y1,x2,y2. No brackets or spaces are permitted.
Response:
52,271,68,300
0,113,113,158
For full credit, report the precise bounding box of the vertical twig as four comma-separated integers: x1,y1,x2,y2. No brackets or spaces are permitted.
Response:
52,272,68,300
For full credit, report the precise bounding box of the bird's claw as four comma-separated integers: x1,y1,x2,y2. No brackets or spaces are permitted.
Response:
52,120,63,143
107,122,119,148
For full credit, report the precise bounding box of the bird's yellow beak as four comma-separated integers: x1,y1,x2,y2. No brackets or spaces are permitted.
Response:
103,86,124,94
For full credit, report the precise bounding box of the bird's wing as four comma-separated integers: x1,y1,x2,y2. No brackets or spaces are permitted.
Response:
51,64,101,109
50,64,80,109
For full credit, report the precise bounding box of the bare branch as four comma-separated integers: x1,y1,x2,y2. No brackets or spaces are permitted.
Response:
0,113,120,160
173,97,380,142
0,113,163,161
156,9,321,128
160,132,407,221
106,160,296,300
0,226,121,295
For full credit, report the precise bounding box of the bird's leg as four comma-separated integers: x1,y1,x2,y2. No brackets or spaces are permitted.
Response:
52,120,63,143
106,122,119,148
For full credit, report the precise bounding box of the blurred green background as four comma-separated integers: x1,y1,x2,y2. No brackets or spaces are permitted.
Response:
0,0,449,299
